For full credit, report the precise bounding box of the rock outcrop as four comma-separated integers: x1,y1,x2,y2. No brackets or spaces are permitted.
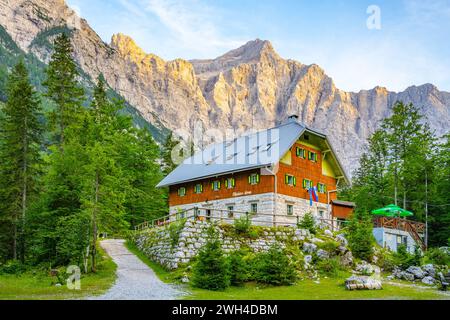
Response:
1,0,449,175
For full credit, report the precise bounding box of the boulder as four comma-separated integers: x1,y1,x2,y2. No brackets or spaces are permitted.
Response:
421,276,435,286
336,234,348,246
406,266,426,279
317,249,330,260
324,230,333,237
345,276,382,290
400,271,415,282
422,264,436,278
356,261,375,275
304,255,313,264
181,275,190,283
340,251,353,267
303,242,318,254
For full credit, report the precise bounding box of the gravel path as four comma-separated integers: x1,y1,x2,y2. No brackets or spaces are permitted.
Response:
88,239,186,300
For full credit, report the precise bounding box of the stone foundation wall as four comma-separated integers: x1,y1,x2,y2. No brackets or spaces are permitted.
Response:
132,219,311,270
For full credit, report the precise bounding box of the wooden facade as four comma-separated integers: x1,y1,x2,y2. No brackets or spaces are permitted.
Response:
169,141,339,207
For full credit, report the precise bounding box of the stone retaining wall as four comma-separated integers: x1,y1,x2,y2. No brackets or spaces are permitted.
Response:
132,219,310,269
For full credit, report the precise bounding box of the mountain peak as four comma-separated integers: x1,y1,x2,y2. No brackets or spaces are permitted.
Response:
218,38,279,64
111,33,147,59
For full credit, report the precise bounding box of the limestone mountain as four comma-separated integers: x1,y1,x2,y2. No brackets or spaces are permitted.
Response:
1,0,449,176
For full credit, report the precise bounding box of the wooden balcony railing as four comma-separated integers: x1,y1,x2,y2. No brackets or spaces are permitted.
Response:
373,216,426,250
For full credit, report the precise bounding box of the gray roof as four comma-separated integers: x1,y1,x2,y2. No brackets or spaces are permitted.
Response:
331,200,356,207
157,120,349,187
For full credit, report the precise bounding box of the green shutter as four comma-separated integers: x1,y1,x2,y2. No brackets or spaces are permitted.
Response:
285,175,289,184
218,181,221,189
232,178,235,187
293,177,297,186
248,176,251,184
225,179,228,188
256,174,260,183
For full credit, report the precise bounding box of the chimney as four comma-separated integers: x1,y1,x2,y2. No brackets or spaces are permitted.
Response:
286,115,299,123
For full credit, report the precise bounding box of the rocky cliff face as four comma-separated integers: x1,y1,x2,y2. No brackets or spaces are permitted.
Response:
1,0,449,176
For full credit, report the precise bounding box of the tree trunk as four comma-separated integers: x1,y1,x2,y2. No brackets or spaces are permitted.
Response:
91,171,99,273
21,117,28,263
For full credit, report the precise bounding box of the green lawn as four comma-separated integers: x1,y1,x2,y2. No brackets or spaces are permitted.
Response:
0,244,117,300
126,241,450,300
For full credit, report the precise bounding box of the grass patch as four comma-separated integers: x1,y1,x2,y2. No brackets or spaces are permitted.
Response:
0,242,117,300
126,241,449,301
187,277,450,300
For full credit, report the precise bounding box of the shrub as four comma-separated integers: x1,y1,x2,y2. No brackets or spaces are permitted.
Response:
297,212,316,234
254,244,297,286
318,240,340,254
346,211,374,261
234,215,251,235
168,218,186,248
392,245,421,269
0,260,27,275
192,228,230,291
376,249,396,272
424,248,450,266
228,249,249,286
317,257,346,277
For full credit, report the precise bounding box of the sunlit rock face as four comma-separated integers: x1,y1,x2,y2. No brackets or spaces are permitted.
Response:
1,0,449,176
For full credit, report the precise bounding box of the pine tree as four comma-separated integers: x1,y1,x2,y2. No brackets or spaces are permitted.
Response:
43,33,84,149
346,210,375,261
0,60,42,262
161,132,180,177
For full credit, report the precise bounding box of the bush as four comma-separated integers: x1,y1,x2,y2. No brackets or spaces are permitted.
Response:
346,211,374,261
234,215,251,235
376,249,396,272
297,212,316,234
317,240,340,254
424,248,450,266
228,249,249,286
0,260,27,275
192,228,230,291
168,218,186,248
392,245,422,269
317,257,346,277
254,244,297,286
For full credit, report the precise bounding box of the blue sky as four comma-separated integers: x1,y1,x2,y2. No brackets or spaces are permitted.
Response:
67,0,450,92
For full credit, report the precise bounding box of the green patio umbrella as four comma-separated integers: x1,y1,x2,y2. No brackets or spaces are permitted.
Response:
371,204,414,218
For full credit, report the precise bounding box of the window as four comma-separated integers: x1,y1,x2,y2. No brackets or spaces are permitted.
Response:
296,147,306,159
225,177,236,189
308,151,318,162
319,210,324,218
248,173,260,185
317,183,327,194
287,204,294,216
194,183,203,194
227,205,234,218
177,187,186,197
250,203,258,214
211,180,221,191
303,179,312,189
285,174,296,186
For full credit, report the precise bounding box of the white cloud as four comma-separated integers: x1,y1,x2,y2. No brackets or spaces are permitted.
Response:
142,0,245,58
403,0,450,27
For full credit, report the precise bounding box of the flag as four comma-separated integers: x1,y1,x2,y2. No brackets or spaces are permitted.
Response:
312,186,319,202
309,188,313,206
